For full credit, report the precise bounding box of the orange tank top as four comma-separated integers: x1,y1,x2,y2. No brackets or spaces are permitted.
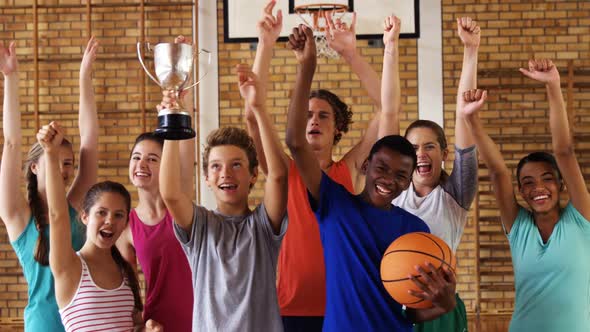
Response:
277,159,354,316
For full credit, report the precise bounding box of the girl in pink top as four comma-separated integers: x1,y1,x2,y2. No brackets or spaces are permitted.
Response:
39,121,162,332
115,34,194,332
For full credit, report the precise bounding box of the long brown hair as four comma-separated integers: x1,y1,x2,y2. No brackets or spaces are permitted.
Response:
24,140,73,266
82,181,143,312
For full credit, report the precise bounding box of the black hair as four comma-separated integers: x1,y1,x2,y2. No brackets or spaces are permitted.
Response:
368,135,418,170
516,151,562,188
131,132,164,155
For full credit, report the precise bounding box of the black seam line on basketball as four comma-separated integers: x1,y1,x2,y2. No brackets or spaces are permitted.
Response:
405,298,425,305
382,271,435,283
416,233,446,262
382,249,456,274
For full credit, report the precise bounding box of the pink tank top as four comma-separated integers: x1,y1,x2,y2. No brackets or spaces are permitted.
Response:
59,253,135,332
129,209,193,331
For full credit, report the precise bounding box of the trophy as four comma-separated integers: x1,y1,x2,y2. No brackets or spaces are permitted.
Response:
137,42,211,140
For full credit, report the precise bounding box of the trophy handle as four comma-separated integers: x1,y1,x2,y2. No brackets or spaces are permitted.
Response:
136,42,162,87
181,48,213,91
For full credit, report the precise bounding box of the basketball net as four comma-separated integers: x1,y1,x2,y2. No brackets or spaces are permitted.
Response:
294,4,348,59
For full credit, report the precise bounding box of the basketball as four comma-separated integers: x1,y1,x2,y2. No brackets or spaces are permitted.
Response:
380,232,456,309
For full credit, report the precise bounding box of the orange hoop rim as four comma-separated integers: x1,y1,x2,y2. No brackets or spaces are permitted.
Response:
294,3,349,14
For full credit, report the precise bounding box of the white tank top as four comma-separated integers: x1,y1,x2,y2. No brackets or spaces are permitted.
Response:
59,253,135,332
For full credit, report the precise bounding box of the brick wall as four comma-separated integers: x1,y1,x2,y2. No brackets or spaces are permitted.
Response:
0,0,589,323
442,0,590,314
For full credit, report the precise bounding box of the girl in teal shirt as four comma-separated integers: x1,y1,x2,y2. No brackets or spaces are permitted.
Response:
0,38,99,332
463,59,590,332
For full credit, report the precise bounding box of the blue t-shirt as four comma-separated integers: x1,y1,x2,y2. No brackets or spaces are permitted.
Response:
10,206,85,332
310,173,430,332
508,202,590,332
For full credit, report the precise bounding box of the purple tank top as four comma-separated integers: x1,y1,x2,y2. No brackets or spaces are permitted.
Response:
129,209,193,331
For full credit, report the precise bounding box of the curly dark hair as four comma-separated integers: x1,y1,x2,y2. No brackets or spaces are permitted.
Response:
309,89,353,145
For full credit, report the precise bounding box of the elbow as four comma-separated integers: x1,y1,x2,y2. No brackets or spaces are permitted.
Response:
489,168,511,182
160,188,182,205
267,168,288,185
286,133,304,153
3,138,21,151
553,144,575,159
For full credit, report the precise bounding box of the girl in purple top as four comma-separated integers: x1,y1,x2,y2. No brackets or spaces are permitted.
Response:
115,36,194,332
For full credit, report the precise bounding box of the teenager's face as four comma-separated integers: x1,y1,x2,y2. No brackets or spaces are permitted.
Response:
306,98,339,150
32,145,75,190
518,161,562,214
82,192,128,249
205,145,257,207
363,147,414,208
405,127,448,189
129,140,162,190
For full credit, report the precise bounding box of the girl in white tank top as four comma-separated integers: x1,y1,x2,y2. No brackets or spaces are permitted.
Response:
39,118,162,332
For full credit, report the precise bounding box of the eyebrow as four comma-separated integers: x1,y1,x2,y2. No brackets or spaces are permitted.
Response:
97,206,126,213
522,172,554,180
132,152,161,158
412,141,437,147
209,157,245,163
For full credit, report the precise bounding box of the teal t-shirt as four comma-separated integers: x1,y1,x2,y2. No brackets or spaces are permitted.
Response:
507,202,590,332
10,206,85,332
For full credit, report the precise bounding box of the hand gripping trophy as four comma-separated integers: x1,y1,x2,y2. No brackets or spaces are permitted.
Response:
137,39,211,140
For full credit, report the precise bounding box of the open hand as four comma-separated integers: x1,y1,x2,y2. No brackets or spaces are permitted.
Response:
324,11,357,59
519,59,560,85
457,17,480,48
237,64,264,110
257,0,283,45
0,41,18,75
408,262,457,312
80,36,98,76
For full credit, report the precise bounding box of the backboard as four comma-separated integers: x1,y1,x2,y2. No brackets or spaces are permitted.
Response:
223,0,419,43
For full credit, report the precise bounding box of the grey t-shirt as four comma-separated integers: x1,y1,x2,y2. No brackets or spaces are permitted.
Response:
173,203,287,332
393,145,478,252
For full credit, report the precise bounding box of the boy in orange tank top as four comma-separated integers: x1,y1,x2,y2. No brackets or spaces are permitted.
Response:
243,2,400,330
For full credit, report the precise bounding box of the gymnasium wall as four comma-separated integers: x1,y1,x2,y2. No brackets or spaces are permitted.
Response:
0,0,588,322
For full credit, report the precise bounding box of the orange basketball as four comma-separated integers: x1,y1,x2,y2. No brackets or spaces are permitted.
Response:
380,232,456,309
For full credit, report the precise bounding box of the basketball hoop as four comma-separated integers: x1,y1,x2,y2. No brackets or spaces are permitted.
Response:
294,3,349,59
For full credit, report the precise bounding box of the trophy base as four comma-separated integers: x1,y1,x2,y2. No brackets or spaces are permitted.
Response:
155,113,196,140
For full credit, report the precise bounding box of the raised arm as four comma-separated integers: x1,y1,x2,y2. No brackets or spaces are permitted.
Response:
520,59,590,219
160,140,194,233
246,0,288,175
0,41,30,240
39,123,79,281
462,89,519,232
455,17,480,149
158,89,196,199
285,25,322,201
325,12,381,109
237,64,287,233
336,15,397,191
67,37,99,211
377,15,401,139
171,36,198,198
